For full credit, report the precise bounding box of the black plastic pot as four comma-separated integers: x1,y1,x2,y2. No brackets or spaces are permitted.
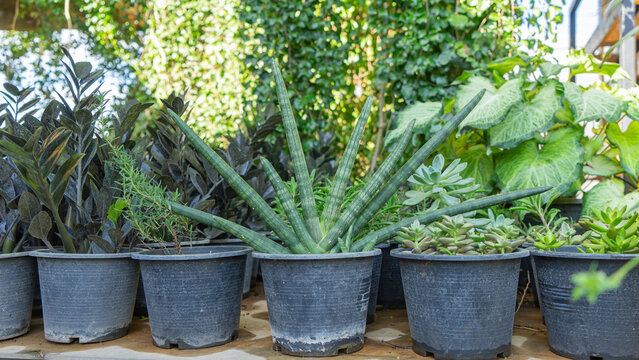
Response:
367,243,386,324
133,277,148,317
531,250,639,360
133,239,226,317
529,245,583,311
22,245,60,317
132,246,250,349
254,249,379,357
392,248,529,360
210,238,258,296
32,250,139,343
0,252,36,340
377,242,405,309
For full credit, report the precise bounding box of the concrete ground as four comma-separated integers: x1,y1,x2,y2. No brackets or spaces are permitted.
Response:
0,283,561,360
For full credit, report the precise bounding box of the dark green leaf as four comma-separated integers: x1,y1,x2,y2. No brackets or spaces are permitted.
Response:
74,62,93,80
88,235,114,253
18,192,39,222
23,127,43,153
3,83,19,96
38,128,72,175
28,211,52,241
50,153,84,207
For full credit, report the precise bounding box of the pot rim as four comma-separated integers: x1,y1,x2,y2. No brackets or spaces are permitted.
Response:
132,245,251,261
135,238,212,249
253,248,380,260
0,251,33,260
530,249,638,260
390,248,529,261
208,238,246,244
30,249,138,259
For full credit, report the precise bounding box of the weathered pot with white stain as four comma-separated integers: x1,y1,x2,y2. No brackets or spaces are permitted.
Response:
253,249,379,357
32,250,139,343
0,252,36,340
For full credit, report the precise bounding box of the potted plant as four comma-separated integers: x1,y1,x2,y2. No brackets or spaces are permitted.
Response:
142,96,297,299
376,152,483,310
0,51,141,344
163,60,549,356
99,137,251,350
531,206,639,359
0,188,37,341
391,213,527,359
0,86,46,340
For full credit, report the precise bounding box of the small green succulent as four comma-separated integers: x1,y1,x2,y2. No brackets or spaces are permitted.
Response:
404,154,480,209
396,214,523,255
394,220,432,253
480,228,525,254
534,230,567,250
579,206,639,254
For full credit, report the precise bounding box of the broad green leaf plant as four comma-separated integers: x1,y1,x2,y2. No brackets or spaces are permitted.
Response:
164,61,550,254
387,52,639,212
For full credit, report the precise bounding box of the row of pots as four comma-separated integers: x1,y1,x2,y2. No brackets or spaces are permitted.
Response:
0,244,386,355
1,243,638,359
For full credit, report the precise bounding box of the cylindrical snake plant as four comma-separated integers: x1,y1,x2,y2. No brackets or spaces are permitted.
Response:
167,59,551,254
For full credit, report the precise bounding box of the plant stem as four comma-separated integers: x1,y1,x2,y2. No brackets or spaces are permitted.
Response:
35,159,76,253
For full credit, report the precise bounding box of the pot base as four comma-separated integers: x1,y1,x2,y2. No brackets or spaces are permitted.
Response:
413,340,511,360
153,330,239,350
272,336,364,357
0,325,30,341
45,326,129,344
549,345,638,360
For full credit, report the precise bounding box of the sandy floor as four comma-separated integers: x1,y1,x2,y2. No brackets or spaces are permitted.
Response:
0,283,561,360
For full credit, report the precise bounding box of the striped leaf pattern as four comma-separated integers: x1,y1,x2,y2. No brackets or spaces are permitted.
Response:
321,95,373,231
260,157,321,254
317,119,415,251
272,61,323,242
350,90,486,235
166,108,302,250
166,64,549,254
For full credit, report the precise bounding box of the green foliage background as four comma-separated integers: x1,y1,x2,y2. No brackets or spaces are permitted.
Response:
1,0,563,159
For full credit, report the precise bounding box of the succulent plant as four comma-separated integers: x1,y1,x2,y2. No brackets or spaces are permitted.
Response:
480,227,525,254
394,220,432,253
404,154,480,209
513,192,587,250
396,215,524,255
579,206,639,254
162,61,550,254
534,230,568,250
